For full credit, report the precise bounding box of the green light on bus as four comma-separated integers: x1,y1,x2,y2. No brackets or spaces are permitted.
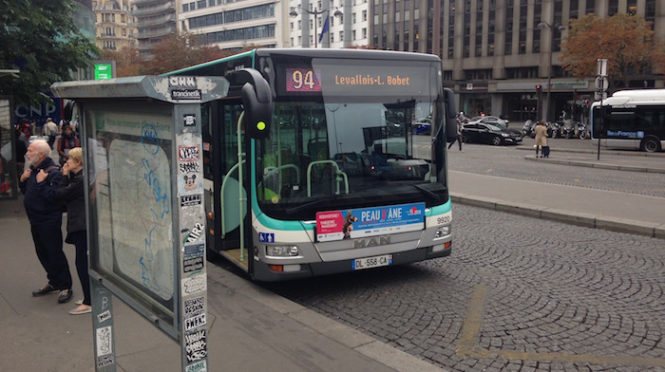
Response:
257,121,266,131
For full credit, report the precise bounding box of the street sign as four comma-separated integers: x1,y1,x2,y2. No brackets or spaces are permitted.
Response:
597,59,608,77
595,76,609,91
595,91,608,101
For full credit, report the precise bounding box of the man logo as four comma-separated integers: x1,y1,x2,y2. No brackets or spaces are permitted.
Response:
354,236,390,248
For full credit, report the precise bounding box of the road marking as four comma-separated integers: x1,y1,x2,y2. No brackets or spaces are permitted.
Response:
456,284,665,368
456,285,487,356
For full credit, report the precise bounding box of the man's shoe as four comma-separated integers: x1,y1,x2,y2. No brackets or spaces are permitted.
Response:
58,289,73,304
32,284,57,297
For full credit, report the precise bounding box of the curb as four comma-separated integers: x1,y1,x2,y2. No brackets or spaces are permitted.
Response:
451,193,665,240
523,156,665,174
206,261,450,372
515,145,665,158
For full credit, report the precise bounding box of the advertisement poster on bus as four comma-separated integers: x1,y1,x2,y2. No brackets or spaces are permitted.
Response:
316,202,425,242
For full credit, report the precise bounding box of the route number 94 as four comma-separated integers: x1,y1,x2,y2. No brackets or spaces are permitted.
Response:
437,215,451,225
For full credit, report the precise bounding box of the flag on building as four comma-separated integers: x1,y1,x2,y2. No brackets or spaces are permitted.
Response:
319,15,330,44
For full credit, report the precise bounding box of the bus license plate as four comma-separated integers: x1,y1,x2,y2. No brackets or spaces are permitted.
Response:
352,254,392,270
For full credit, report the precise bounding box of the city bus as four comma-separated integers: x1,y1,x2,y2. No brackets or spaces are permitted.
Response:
167,48,457,281
591,89,665,153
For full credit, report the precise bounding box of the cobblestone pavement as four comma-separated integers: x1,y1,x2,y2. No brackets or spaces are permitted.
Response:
264,205,665,371
447,143,665,198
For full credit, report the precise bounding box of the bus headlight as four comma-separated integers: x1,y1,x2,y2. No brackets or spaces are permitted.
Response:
266,245,299,257
433,225,450,239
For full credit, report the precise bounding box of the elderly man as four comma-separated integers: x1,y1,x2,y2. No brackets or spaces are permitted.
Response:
19,140,73,303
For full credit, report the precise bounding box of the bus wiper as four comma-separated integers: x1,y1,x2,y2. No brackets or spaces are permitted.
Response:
285,197,332,216
411,183,441,202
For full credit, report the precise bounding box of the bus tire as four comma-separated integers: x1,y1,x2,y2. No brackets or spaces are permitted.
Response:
641,137,661,153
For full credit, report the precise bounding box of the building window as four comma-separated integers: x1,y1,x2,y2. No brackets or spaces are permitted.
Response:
362,27,367,39
533,1,542,53
362,10,367,22
608,0,618,16
464,69,493,80
352,30,356,40
506,67,538,79
569,0,578,19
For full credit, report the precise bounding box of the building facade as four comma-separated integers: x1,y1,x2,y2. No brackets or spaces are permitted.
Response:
287,0,371,49
177,0,290,51
133,0,177,59
92,0,137,52
369,0,665,123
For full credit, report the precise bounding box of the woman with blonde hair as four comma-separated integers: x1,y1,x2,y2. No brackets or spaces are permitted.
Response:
56,147,92,315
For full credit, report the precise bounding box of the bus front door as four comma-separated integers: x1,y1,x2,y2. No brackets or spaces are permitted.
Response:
209,100,252,273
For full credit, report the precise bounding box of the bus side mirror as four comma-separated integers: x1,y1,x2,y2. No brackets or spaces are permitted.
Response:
230,68,273,139
444,88,457,142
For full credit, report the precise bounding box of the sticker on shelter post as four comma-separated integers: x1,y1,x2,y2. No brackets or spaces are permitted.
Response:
182,274,207,295
96,326,113,356
185,329,207,362
184,114,196,127
186,360,207,372
184,296,205,317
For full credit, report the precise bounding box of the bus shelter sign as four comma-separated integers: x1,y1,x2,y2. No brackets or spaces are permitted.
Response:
316,202,425,242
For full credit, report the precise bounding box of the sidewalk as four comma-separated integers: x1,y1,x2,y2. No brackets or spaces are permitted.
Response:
449,170,665,239
0,197,445,372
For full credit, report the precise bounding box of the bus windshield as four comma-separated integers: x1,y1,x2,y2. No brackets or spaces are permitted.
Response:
255,56,446,220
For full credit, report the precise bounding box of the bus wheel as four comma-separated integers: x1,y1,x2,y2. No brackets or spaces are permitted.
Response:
642,137,661,153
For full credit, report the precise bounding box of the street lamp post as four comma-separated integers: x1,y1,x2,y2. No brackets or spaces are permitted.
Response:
537,21,566,123
290,6,343,48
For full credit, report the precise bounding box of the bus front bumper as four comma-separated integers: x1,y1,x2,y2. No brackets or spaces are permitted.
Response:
252,244,452,281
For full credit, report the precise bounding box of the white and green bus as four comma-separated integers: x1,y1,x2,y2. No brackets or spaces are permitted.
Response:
591,89,665,153
167,48,457,281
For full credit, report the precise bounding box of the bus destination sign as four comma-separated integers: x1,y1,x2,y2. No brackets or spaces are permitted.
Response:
287,68,413,93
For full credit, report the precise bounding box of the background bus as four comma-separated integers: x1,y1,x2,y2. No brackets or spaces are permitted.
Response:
591,89,665,153
167,49,458,281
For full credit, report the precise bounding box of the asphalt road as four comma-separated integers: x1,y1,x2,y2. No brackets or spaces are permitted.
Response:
448,140,665,198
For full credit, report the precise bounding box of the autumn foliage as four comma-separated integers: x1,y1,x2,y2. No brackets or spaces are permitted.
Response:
103,31,257,77
561,14,665,91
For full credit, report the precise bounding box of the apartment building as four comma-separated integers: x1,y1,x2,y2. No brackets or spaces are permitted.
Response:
370,0,665,122
287,0,370,49
177,0,290,51
133,0,177,59
92,0,137,51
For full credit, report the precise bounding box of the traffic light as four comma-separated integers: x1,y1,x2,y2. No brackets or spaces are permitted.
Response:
535,84,542,94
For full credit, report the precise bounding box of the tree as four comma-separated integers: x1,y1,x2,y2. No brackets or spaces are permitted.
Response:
102,47,141,77
561,13,665,91
141,30,256,75
0,0,100,106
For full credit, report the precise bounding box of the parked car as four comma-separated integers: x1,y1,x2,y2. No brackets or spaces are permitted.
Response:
468,116,508,127
462,123,523,146
467,116,522,137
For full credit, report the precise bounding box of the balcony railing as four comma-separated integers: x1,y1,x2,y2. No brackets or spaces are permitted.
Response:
139,13,176,27
132,0,167,6
137,26,175,39
132,1,174,17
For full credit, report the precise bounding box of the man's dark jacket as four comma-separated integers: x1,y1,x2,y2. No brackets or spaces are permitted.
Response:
19,158,63,225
